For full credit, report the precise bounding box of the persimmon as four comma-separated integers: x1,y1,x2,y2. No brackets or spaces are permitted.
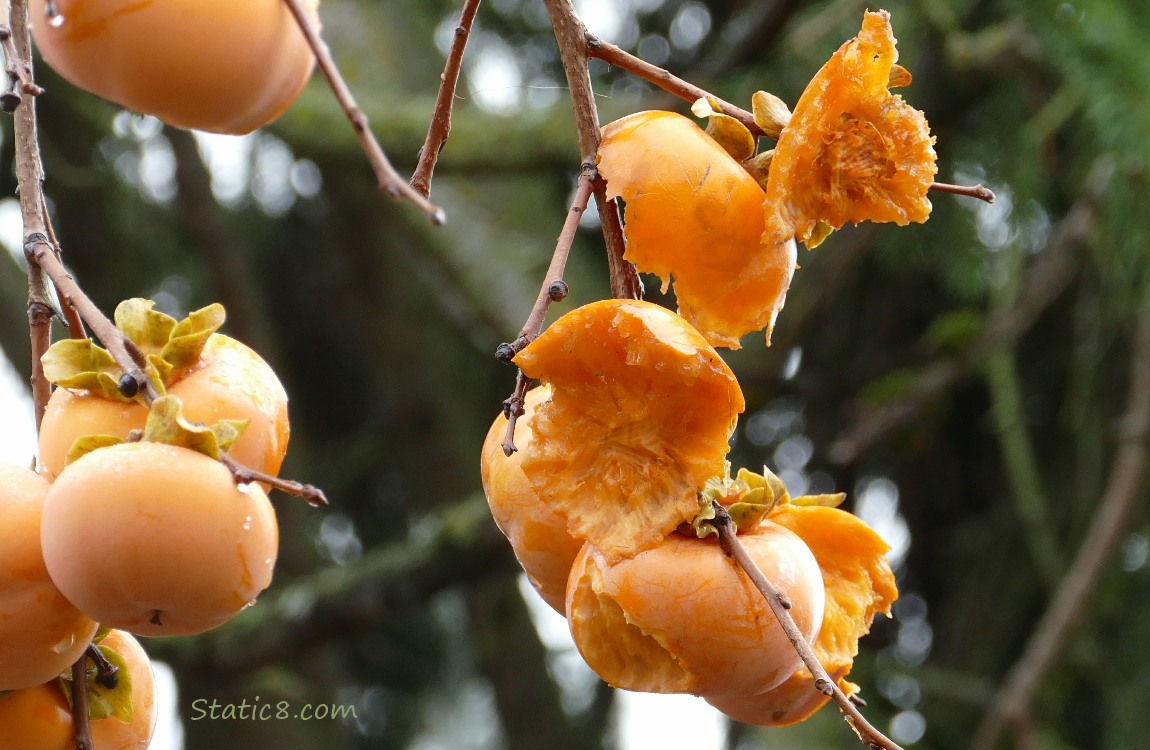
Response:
704,502,897,726
567,524,825,696
764,10,937,248
0,464,97,691
598,111,797,348
0,629,156,750
512,299,744,562
480,385,582,614
29,0,320,134
38,332,290,481
41,441,279,636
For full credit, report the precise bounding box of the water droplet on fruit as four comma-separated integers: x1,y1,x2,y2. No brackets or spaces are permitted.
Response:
245,598,259,609
49,13,65,27
236,482,252,495
52,633,76,654
242,514,253,530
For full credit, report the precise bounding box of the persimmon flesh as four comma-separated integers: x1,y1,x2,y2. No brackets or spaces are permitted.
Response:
0,464,97,691
513,299,744,562
0,629,156,750
38,333,290,481
41,442,279,636
29,0,320,135
567,524,825,696
480,385,583,615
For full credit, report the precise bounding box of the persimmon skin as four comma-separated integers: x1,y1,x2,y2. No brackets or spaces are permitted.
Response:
41,442,279,636
481,385,582,614
29,0,320,135
38,333,290,481
567,523,825,697
0,464,97,691
0,629,156,750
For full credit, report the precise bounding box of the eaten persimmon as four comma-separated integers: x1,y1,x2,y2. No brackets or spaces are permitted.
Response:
567,523,825,696
0,629,156,750
30,0,320,134
512,299,744,562
0,464,97,691
598,111,797,348
480,385,583,614
41,441,278,636
764,10,938,248
705,500,897,726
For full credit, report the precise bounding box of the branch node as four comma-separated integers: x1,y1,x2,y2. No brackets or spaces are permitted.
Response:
547,280,570,302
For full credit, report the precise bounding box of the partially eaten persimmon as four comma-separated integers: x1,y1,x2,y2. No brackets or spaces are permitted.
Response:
480,385,583,614
512,300,744,562
598,111,797,348
567,524,825,696
764,10,938,248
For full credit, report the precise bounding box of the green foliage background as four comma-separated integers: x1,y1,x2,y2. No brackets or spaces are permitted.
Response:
1,1,1147,748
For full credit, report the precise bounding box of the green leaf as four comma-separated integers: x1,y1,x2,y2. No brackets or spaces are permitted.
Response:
161,303,225,371
41,339,117,388
213,419,250,453
143,395,224,459
792,492,847,508
58,643,134,723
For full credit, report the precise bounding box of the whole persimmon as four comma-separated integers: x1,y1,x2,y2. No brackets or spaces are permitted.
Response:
29,0,320,134
41,442,279,636
0,629,156,750
38,333,290,481
481,385,583,614
567,523,825,697
0,464,97,691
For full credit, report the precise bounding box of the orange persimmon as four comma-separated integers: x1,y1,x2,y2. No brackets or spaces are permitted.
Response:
705,502,897,725
480,385,583,614
41,442,278,636
764,10,938,248
512,299,744,562
30,0,320,134
599,111,797,348
0,464,97,691
567,524,825,696
0,629,156,750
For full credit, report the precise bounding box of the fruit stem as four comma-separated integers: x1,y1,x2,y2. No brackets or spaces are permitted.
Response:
68,654,95,750
220,454,329,507
280,0,446,225
410,0,482,198
711,501,905,750
86,643,120,689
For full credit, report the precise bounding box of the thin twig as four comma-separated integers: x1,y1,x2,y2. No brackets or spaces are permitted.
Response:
411,0,482,197
970,283,1150,750
281,0,446,225
542,0,640,300
500,370,530,457
711,503,903,750
931,181,996,203
219,454,329,507
40,194,86,339
69,656,94,750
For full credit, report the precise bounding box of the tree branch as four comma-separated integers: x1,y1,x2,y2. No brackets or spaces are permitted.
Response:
410,0,482,197
281,0,445,224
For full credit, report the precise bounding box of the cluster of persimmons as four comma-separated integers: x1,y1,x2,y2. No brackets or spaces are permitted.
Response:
1,300,290,748
2,2,313,746
482,10,933,728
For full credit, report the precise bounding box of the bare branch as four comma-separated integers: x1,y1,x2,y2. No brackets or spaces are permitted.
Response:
281,0,446,224
411,0,482,197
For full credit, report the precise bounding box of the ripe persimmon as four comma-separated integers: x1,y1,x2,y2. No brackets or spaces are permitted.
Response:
764,10,937,248
38,332,290,481
41,441,278,636
567,524,825,696
0,464,97,691
29,0,320,134
512,299,744,562
480,385,582,614
704,502,897,725
598,111,797,348
0,629,156,750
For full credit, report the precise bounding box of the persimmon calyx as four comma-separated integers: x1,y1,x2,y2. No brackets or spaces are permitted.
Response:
40,299,227,402
64,396,248,466
693,464,791,537
691,97,756,162
56,641,135,723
